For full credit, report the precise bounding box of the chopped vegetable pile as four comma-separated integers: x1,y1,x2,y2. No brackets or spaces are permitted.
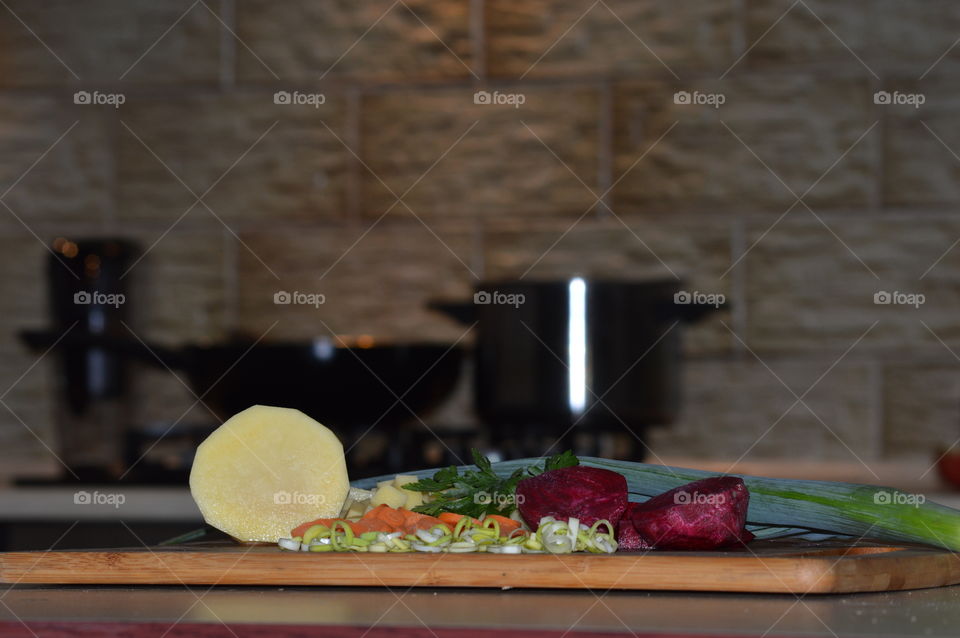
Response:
277,504,618,555
275,447,960,555
278,450,760,555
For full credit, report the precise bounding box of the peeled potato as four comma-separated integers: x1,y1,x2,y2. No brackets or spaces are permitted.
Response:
393,475,419,487
403,490,424,510
370,484,408,509
189,405,349,542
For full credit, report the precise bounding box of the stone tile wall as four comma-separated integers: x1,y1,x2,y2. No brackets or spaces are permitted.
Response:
0,1,958,472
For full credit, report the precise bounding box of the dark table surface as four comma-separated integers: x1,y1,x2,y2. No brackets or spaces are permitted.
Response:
3,583,960,637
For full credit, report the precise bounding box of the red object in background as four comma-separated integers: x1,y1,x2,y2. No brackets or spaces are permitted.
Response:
516,466,628,530
936,449,960,490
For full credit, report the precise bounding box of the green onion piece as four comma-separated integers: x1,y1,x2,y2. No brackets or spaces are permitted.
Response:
330,521,354,551
453,517,471,539
302,525,329,546
482,518,501,538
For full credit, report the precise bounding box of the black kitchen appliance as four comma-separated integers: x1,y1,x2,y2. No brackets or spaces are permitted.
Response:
44,238,138,479
430,278,721,459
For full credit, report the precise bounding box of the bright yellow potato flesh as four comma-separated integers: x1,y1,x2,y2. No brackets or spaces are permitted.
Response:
370,483,408,509
189,405,349,542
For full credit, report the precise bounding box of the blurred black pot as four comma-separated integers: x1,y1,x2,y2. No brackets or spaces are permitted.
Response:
20,331,463,428
430,278,722,436
166,338,463,426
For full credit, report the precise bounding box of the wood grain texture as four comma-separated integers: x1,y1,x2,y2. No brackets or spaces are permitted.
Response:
2,541,959,594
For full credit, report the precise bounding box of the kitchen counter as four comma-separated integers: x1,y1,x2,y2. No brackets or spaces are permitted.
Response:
3,583,960,637
0,487,200,522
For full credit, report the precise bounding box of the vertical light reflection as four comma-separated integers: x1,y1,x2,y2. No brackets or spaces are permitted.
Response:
568,277,587,414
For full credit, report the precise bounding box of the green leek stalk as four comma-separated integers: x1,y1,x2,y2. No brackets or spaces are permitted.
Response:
353,457,960,551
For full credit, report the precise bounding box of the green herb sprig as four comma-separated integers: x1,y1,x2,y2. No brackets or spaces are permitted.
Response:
405,449,578,517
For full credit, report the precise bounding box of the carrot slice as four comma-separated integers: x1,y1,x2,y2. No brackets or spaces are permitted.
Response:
350,519,393,535
438,512,481,527
401,513,446,534
291,518,337,538
364,504,407,529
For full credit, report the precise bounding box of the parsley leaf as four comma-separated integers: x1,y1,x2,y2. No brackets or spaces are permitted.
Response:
404,449,579,517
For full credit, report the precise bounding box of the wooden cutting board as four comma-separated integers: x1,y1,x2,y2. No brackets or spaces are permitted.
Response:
2,540,959,594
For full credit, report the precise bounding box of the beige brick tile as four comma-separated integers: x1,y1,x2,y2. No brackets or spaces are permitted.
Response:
743,215,960,353
649,359,878,462
117,91,351,224
612,73,876,214
236,222,477,343
0,0,220,86
236,0,473,83
360,85,602,219
486,0,736,78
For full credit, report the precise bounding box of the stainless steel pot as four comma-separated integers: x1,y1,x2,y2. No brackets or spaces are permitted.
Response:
430,278,721,436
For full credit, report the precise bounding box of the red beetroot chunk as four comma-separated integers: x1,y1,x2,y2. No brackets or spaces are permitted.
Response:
627,476,754,550
616,503,651,550
516,466,628,530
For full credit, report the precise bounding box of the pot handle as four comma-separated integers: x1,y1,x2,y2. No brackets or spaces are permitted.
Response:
18,329,190,369
660,299,729,324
